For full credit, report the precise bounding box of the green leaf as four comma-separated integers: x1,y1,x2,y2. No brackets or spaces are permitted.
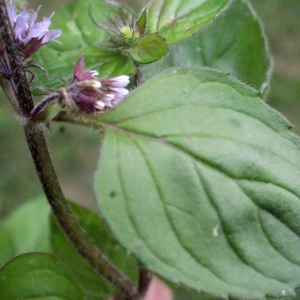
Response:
143,0,271,93
31,0,135,94
0,227,15,268
125,33,169,64
0,252,83,300
93,67,300,299
2,196,51,255
146,0,231,44
50,201,138,300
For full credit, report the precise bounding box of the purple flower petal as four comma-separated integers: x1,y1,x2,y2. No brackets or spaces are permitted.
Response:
70,56,130,114
6,4,62,54
109,75,130,87
28,6,40,26
42,29,62,44
7,4,17,27
111,87,129,96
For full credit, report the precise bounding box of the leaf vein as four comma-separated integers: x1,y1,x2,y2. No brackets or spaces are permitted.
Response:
129,135,238,288
194,164,288,284
163,133,300,171
112,103,290,145
236,180,300,239
115,131,225,282
257,209,300,267
105,125,300,213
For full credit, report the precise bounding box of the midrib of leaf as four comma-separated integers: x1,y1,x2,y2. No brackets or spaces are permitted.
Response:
101,114,300,271
95,68,300,297
97,102,297,168
103,120,300,221
98,77,289,131
103,113,294,163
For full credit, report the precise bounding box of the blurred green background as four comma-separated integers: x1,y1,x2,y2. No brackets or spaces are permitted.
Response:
0,0,299,216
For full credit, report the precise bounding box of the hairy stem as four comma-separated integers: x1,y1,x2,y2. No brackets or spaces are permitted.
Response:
0,0,33,117
0,1,141,298
25,122,140,300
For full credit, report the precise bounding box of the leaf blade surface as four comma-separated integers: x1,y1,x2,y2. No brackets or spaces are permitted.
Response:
93,68,300,298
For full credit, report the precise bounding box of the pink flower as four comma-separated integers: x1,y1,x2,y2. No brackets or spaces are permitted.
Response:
5,4,61,58
30,55,130,120
69,55,130,113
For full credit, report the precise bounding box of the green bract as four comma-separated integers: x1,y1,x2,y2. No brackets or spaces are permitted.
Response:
93,67,300,299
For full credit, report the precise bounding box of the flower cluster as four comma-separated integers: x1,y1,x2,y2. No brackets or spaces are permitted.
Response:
66,55,130,113
1,4,61,58
0,3,130,118
30,55,130,119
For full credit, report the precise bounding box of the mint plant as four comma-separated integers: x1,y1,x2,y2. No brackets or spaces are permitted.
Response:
0,0,299,299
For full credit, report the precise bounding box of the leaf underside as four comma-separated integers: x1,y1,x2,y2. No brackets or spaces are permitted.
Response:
93,67,300,299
